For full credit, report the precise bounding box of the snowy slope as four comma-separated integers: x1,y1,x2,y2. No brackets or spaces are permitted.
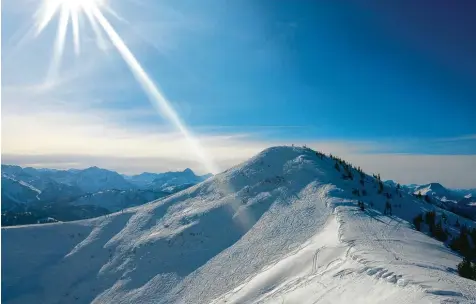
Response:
2,146,476,304
70,189,171,212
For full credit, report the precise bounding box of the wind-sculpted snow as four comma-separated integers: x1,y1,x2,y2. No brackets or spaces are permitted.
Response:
2,146,475,304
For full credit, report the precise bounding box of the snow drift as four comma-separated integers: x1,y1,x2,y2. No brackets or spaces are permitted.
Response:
2,146,476,304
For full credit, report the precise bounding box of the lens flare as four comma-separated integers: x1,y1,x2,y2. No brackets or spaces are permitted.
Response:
33,0,219,174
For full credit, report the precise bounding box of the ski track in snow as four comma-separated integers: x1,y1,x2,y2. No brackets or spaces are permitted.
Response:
2,146,476,304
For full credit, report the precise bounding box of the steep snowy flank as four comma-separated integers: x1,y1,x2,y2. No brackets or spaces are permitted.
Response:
2,146,475,304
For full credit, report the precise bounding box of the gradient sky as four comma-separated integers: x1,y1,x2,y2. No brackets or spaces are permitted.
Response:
2,0,476,187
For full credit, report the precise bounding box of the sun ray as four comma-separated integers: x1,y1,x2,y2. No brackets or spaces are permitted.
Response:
71,11,81,55
47,5,70,81
103,5,128,24
35,1,61,36
84,8,108,50
90,6,219,174
32,0,219,174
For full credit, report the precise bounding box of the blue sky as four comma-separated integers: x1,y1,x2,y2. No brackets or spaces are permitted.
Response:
2,0,476,187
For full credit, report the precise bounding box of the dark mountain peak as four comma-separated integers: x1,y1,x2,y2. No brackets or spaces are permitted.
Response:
82,166,117,175
182,168,195,175
428,182,444,189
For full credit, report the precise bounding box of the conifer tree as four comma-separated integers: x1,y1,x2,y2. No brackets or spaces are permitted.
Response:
450,227,472,257
434,220,447,242
457,258,475,280
413,214,423,231
425,211,436,227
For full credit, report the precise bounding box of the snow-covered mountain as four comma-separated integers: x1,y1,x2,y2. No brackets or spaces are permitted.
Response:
2,164,211,197
124,172,160,187
454,188,476,199
1,174,40,211
2,165,55,191
408,183,476,220
126,168,212,190
412,183,460,201
1,166,210,226
2,165,135,194
71,166,135,193
3,146,475,304
1,174,40,203
1,165,210,210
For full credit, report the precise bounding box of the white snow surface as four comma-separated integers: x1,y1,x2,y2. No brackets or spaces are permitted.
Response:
2,146,476,304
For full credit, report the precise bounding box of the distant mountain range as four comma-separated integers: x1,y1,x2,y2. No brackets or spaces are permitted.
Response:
1,165,212,226
124,168,212,190
406,183,476,220
380,180,476,220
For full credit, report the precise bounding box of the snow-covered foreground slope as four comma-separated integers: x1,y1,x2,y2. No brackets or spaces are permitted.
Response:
2,147,475,304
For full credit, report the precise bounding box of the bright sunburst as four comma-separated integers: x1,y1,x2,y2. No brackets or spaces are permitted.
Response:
33,0,219,174
36,0,107,78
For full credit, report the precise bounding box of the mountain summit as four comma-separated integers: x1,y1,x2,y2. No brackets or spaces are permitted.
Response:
2,146,475,303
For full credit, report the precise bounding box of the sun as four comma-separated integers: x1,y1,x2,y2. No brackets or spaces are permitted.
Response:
62,0,104,11
36,0,106,60
36,0,106,33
